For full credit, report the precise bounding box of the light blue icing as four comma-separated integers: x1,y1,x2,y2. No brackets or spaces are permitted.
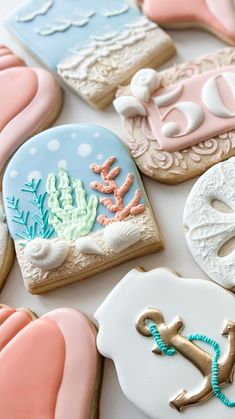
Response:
3,124,147,240
5,0,142,69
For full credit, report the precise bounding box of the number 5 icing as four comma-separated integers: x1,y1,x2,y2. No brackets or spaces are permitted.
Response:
114,48,235,184
95,267,235,419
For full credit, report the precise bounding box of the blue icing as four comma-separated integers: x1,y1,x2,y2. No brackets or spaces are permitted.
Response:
3,124,147,241
5,0,141,69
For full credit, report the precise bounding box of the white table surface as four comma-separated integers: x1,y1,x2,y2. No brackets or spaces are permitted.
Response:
0,2,228,418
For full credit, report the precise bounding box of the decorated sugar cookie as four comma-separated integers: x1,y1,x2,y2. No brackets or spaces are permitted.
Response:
0,201,14,290
184,157,235,291
3,124,163,294
95,267,235,419
0,304,102,419
5,0,175,109
138,0,235,46
0,44,62,178
114,48,235,184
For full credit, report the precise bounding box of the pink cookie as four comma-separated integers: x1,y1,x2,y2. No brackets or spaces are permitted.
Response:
139,0,235,45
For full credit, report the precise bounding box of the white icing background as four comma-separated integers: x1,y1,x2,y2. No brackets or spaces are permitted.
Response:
0,1,231,418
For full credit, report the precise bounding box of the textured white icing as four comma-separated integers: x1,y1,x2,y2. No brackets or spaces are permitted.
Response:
101,3,129,18
113,96,147,118
57,17,157,81
184,157,235,289
16,0,53,22
104,221,141,252
161,102,204,138
24,238,70,271
130,68,160,102
202,72,235,118
95,267,235,419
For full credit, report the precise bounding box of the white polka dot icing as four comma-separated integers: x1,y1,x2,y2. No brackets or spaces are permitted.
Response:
47,139,60,151
28,170,42,182
77,143,92,157
10,170,18,178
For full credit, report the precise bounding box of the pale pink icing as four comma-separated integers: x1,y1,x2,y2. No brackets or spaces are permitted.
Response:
0,310,32,350
0,307,16,324
44,308,98,419
0,46,23,70
145,66,235,152
0,67,37,131
0,67,59,172
0,316,65,419
142,0,235,40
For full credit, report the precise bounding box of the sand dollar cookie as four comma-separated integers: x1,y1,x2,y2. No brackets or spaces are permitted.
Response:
0,304,102,419
184,157,235,291
138,0,235,46
0,43,62,178
5,0,175,109
3,124,163,294
95,267,235,419
114,48,235,184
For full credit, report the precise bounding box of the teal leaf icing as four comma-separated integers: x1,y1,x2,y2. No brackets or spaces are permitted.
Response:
46,167,98,240
6,178,54,241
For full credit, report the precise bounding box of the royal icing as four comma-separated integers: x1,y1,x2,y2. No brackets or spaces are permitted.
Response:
0,45,60,174
0,306,100,419
115,66,235,153
184,157,235,290
0,202,9,271
141,0,235,41
5,1,172,106
95,267,235,419
0,45,23,70
3,124,160,293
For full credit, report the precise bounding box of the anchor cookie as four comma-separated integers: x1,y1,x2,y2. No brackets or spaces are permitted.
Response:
95,267,235,418
0,304,102,419
138,0,235,46
184,157,235,291
114,48,235,184
5,0,175,108
3,124,163,294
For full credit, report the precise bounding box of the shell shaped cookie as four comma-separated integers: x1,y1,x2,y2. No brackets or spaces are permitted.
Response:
5,0,175,109
3,124,163,294
184,157,235,291
0,44,62,177
0,304,102,419
95,267,235,419
139,0,235,45
114,48,235,184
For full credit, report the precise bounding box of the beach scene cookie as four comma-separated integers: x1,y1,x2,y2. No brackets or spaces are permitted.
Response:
3,124,163,294
95,267,235,419
5,0,175,108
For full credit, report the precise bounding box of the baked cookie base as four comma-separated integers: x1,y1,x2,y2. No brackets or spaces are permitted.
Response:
15,208,163,294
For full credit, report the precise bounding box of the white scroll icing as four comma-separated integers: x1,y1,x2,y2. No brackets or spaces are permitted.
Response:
101,3,129,18
113,96,147,118
161,102,204,138
153,84,183,107
202,72,235,118
95,267,235,419
184,157,235,289
17,0,53,22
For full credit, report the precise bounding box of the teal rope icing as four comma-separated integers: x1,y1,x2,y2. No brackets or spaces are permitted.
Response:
148,322,235,408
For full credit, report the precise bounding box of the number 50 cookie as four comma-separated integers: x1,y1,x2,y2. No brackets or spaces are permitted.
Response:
3,124,163,294
114,48,235,184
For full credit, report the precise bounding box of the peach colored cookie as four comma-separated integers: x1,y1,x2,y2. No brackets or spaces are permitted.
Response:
114,48,235,184
3,124,163,294
0,304,102,419
139,0,235,46
5,0,175,109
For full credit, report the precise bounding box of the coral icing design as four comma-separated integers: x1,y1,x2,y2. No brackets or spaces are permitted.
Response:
115,66,235,153
0,44,60,174
0,305,101,419
184,157,235,290
5,0,170,107
3,125,161,293
95,267,235,419
90,156,145,226
140,0,235,43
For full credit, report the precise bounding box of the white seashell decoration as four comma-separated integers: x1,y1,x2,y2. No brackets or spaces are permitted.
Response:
113,96,147,118
24,238,70,271
104,221,141,252
76,236,104,255
130,68,160,102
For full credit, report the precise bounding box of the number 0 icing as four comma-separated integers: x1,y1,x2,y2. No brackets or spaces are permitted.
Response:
114,66,235,152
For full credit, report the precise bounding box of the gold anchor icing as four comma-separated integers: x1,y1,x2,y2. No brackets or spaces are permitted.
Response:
136,309,235,412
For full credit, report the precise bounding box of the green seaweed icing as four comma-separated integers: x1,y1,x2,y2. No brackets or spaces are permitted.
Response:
6,179,54,241
46,168,98,240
